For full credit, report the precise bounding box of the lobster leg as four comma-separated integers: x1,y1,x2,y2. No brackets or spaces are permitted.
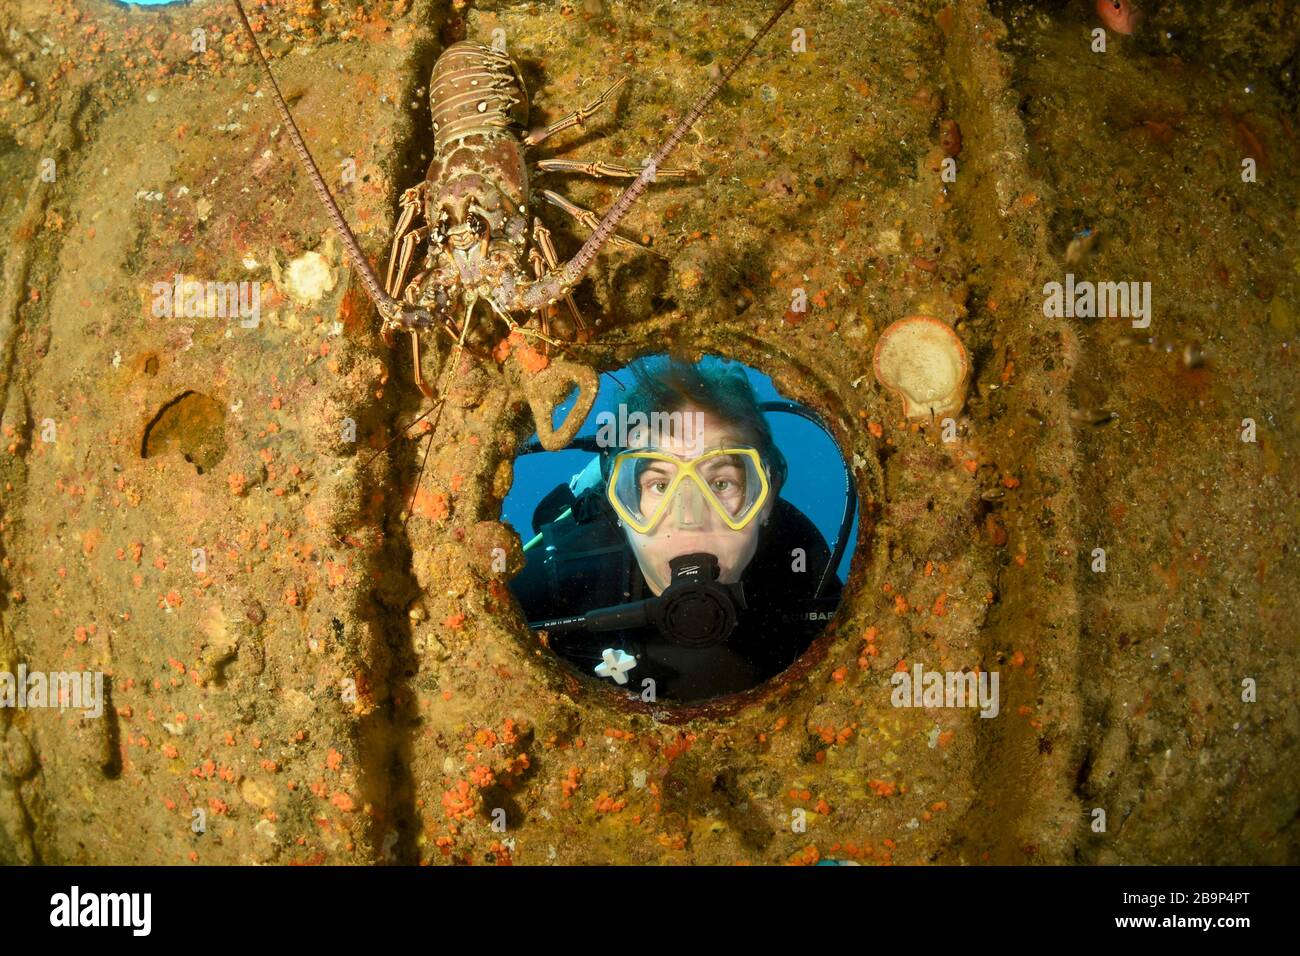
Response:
532,218,585,337
434,299,474,403
526,246,551,345
390,226,431,302
534,158,690,179
382,184,429,347
512,0,798,316
403,269,431,306
524,76,628,147
486,294,562,349
410,330,435,399
386,184,428,294
540,189,664,256
402,269,496,363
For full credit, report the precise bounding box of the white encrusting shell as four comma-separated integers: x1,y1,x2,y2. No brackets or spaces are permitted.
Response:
281,250,336,306
872,316,970,419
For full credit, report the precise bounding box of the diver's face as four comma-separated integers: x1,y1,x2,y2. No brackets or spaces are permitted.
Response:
621,406,774,596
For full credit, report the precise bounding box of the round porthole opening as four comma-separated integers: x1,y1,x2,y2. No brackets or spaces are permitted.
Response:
504,354,859,705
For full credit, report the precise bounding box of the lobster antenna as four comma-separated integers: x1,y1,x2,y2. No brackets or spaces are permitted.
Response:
520,0,798,311
232,0,401,317
360,403,441,470
403,428,438,534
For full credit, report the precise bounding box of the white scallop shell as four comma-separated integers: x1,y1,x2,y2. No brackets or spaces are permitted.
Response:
872,316,970,419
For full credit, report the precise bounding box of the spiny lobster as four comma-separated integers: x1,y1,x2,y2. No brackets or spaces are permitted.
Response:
232,0,796,458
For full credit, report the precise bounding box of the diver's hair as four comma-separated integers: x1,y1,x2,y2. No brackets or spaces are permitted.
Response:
619,357,787,493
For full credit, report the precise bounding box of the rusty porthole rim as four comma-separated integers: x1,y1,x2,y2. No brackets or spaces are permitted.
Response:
495,336,884,725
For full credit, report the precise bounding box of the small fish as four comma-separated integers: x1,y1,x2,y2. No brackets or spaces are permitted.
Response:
939,119,962,158
1117,334,1208,370
1182,341,1206,370
1065,227,1096,265
1070,406,1119,426
1096,0,1140,35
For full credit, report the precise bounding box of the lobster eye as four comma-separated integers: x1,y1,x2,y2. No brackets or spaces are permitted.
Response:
468,211,487,236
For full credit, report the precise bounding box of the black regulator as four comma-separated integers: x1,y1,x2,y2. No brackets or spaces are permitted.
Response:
530,552,746,647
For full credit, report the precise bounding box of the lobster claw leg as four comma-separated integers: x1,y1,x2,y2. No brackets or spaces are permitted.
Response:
410,330,434,398
521,357,599,451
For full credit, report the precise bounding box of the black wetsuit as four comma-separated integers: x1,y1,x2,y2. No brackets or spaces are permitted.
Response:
509,489,842,702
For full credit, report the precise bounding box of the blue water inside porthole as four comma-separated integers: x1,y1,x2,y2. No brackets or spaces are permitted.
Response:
505,355,859,585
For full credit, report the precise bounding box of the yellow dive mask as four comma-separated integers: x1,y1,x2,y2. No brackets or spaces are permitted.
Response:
606,446,771,534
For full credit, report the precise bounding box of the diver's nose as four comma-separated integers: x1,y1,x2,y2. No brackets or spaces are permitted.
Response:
671,480,707,528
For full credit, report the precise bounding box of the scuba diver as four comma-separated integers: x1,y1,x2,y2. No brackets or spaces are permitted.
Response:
509,358,852,702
